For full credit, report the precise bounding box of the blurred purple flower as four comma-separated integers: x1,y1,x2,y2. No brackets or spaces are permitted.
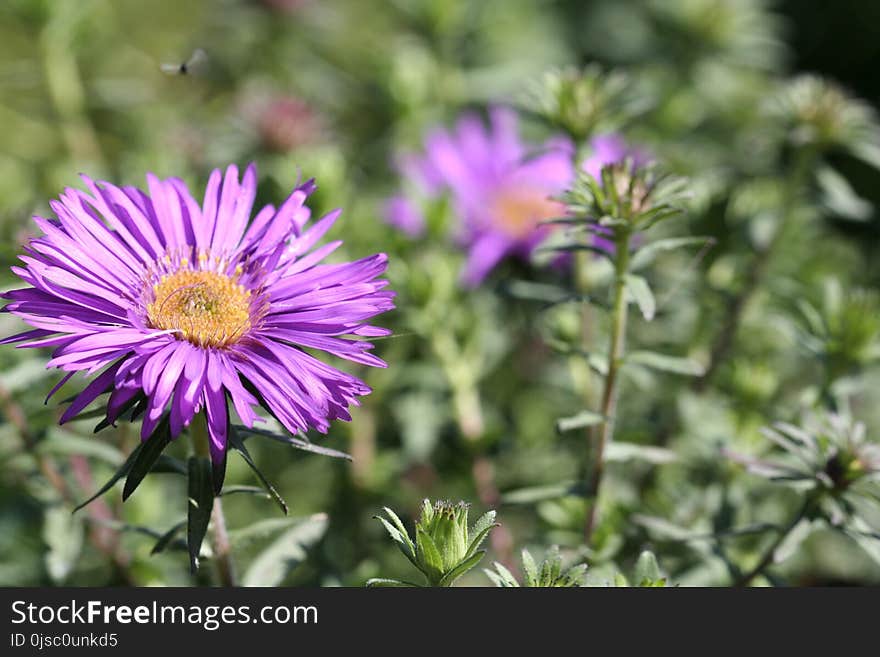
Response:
1,164,393,487
386,108,645,285
386,107,574,286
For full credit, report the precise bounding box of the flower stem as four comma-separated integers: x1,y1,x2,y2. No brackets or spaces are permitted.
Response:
734,490,818,587
584,231,631,543
190,415,237,587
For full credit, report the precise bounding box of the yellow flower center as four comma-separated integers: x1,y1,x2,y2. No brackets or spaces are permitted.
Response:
489,187,561,237
147,269,252,348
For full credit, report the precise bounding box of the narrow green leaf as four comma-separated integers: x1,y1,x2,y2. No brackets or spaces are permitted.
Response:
122,418,173,501
219,485,270,498
234,424,351,460
415,528,444,583
521,549,538,586
816,165,872,221
44,506,84,583
365,578,421,587
230,517,302,548
437,550,487,587
634,550,663,585
94,393,145,433
151,518,187,555
502,480,583,504
624,274,656,321
40,430,124,466
556,410,605,433
186,455,215,573
486,562,520,587
773,518,815,564
627,350,705,376
242,513,328,587
73,443,142,513
150,455,187,475
605,442,677,464
850,140,880,171
465,523,498,559
630,236,714,270
229,430,288,515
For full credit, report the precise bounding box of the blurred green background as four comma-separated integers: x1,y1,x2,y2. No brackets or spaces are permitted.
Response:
1,0,879,586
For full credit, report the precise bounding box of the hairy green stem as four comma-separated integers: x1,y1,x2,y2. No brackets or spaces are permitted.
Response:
191,415,237,587
584,230,631,543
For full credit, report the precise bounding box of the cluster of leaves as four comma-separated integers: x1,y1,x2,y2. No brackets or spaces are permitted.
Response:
368,500,496,586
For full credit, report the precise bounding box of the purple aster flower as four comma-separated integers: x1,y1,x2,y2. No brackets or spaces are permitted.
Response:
386,107,575,287
1,164,394,488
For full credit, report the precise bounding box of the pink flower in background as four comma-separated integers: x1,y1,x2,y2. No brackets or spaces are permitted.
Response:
386,107,643,285
386,108,574,286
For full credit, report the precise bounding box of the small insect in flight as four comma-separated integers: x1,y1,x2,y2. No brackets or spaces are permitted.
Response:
160,48,208,76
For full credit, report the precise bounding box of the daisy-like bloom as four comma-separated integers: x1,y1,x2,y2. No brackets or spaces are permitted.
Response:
1,164,394,487
385,107,574,286
385,108,642,285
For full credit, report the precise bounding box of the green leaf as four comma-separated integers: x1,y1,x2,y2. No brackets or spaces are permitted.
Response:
502,480,583,504
230,518,302,548
522,549,538,586
469,511,497,542
365,578,421,587
44,506,84,583
0,358,53,393
241,513,328,587
415,528,445,583
437,550,487,587
39,430,124,466
605,442,677,464
816,165,872,221
624,274,656,321
186,455,215,574
151,455,187,475
773,518,815,564
122,418,173,501
151,518,187,555
556,410,605,433
233,425,351,460
627,350,705,376
219,485,268,498
631,514,694,540
229,430,288,515
634,550,663,586
499,279,600,308
487,562,520,587
94,393,145,433
465,521,498,559
73,443,142,513
630,237,715,270
541,243,614,261
850,140,880,171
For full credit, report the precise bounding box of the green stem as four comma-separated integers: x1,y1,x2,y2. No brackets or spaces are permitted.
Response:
734,490,818,587
584,230,631,543
190,415,237,587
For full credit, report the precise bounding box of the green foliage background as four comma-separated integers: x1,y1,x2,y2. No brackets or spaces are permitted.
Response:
1,0,879,586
